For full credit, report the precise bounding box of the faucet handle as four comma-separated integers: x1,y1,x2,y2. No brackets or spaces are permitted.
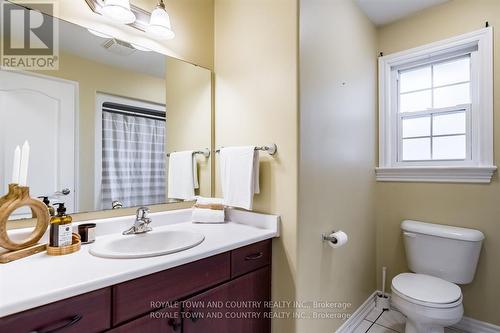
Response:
136,207,150,219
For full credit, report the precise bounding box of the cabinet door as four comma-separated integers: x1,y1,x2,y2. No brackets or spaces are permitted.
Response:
107,306,181,333
113,253,230,325
183,266,271,333
0,288,111,333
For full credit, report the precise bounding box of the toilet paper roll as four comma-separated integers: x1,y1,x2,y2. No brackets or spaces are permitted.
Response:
327,231,348,249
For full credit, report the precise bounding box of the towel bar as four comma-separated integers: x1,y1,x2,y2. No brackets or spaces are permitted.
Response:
167,148,210,158
215,143,277,156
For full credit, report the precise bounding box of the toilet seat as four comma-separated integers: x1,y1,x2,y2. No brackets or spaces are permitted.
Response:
391,273,462,309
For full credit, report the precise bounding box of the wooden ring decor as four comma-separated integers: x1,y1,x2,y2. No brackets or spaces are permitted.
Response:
0,184,50,251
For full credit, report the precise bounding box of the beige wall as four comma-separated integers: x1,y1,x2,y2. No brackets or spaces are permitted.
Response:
35,51,166,212
214,0,298,332
298,0,377,331
166,58,212,198
26,0,214,69
376,0,500,325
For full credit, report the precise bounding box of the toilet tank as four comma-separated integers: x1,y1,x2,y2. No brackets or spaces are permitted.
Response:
401,220,484,284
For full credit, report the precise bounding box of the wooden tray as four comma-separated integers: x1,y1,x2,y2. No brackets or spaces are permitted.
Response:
46,233,81,256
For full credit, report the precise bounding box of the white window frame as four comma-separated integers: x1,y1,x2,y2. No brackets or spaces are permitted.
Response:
376,27,496,183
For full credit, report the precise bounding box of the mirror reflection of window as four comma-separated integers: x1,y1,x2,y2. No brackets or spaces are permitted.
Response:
99,96,166,209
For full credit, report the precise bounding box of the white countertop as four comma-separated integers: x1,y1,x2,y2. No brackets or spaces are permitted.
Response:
0,208,279,318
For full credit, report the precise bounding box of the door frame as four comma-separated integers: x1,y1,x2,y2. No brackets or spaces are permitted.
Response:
0,69,80,212
94,93,166,210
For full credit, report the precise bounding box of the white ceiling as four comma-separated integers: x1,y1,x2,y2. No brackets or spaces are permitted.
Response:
356,0,449,26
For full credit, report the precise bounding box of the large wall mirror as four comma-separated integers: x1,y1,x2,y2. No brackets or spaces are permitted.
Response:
0,2,212,222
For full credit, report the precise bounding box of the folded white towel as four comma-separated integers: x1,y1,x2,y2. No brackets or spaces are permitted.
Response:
167,151,198,200
219,146,260,210
192,197,225,223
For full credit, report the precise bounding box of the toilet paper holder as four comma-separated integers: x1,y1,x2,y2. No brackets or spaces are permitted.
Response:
322,231,339,244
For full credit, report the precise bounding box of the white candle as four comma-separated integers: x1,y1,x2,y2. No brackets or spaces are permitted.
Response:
19,140,30,186
11,145,21,184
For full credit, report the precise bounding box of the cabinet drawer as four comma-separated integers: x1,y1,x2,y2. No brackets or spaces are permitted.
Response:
113,253,230,325
0,288,111,333
231,240,271,278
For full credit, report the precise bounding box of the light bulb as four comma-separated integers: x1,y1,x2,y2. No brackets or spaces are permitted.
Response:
101,0,136,24
147,1,175,39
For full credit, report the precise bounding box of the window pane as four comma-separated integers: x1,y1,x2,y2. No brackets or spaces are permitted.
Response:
400,90,432,113
402,116,431,138
400,66,432,93
402,138,431,161
433,57,470,86
433,83,470,108
433,135,466,160
433,112,466,136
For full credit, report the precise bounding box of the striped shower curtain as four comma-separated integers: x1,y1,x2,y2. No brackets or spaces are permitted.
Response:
101,112,166,209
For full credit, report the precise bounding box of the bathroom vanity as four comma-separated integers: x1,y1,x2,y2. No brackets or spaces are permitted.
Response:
0,209,279,333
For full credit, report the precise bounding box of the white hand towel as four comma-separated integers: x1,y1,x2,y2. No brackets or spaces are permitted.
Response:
168,151,198,200
192,197,225,223
219,146,260,210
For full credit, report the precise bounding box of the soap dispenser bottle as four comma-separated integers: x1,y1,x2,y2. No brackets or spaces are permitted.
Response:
49,203,73,247
38,196,55,216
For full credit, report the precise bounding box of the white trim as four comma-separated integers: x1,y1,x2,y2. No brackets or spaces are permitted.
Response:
336,291,377,333
377,27,495,183
376,166,497,183
452,316,500,333
93,93,166,211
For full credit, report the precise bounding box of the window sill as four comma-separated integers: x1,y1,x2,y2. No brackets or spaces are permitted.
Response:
375,166,497,183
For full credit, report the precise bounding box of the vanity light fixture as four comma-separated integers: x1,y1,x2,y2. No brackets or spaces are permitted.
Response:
100,0,136,24
147,0,175,40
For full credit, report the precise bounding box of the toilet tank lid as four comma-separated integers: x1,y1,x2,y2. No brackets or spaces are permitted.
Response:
401,220,484,242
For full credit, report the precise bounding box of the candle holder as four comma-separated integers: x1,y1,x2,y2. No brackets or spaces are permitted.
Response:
0,184,50,262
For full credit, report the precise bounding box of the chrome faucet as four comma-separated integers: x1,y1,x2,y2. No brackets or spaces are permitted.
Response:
122,207,152,235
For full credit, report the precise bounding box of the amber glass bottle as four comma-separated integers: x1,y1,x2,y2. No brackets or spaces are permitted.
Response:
49,203,72,247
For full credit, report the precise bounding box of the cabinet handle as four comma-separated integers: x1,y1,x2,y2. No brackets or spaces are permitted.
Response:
167,319,181,331
31,314,82,333
245,252,263,260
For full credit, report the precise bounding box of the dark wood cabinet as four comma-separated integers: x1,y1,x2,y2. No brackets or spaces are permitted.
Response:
112,252,230,325
107,305,181,333
183,266,271,333
0,288,111,333
0,240,272,333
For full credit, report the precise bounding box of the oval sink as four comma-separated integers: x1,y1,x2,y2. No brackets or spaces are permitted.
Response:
89,230,205,259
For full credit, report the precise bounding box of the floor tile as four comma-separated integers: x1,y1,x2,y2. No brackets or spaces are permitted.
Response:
365,307,384,322
375,309,406,332
353,320,373,333
367,323,396,333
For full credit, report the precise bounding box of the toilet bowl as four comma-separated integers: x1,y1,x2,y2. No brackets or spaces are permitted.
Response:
392,220,484,333
391,273,463,333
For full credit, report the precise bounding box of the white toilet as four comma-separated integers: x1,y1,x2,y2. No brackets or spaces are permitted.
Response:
391,220,484,333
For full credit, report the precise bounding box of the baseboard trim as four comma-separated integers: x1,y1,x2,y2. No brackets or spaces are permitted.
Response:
336,291,376,333
452,316,500,333
336,290,500,333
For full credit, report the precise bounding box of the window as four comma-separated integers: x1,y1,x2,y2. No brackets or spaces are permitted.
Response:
377,28,496,183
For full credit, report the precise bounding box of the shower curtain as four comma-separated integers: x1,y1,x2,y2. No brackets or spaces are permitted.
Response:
101,111,166,209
